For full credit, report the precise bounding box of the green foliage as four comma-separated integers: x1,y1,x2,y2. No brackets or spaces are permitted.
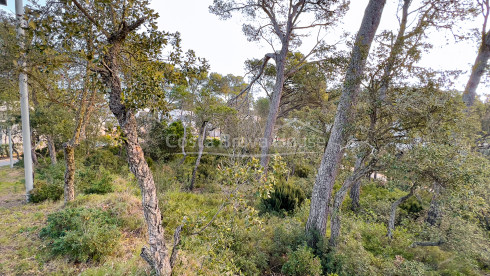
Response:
40,207,121,262
78,167,114,195
36,162,66,185
282,245,322,276
28,180,63,203
261,180,306,214
294,163,311,178
83,147,126,175
143,120,190,162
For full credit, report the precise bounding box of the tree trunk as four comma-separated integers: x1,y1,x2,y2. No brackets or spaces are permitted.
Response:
47,135,57,165
349,0,410,212
103,41,172,276
179,121,187,165
350,178,362,212
329,157,370,246
426,181,441,226
387,185,415,239
190,121,208,191
8,127,14,168
306,0,386,238
63,144,75,203
463,31,490,107
31,131,38,167
260,46,288,170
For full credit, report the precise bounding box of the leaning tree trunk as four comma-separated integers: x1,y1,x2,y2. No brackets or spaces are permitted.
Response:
103,41,172,276
306,0,386,238
47,135,57,165
387,185,416,239
63,144,75,203
350,179,362,211
190,121,208,191
349,0,411,212
260,45,288,170
463,30,490,108
426,181,442,226
330,157,371,246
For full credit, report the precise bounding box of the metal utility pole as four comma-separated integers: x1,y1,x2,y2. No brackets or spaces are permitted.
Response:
8,127,13,168
15,0,34,199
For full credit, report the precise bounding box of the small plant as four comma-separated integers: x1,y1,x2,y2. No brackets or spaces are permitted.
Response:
261,181,306,214
79,167,114,195
282,245,322,276
29,180,63,203
40,207,121,262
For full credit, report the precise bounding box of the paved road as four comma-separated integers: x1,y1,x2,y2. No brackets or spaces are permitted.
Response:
0,158,18,167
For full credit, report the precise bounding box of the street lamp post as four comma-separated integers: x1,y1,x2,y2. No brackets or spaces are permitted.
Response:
14,0,34,200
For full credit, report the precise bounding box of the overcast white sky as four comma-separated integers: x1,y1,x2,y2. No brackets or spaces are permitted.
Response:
1,0,487,98
151,0,486,99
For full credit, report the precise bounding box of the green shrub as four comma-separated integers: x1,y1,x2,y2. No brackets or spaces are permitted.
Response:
79,168,114,195
282,245,322,276
36,162,66,184
269,220,307,270
29,180,64,203
40,207,121,262
83,148,126,174
143,120,192,162
294,163,311,178
261,181,306,214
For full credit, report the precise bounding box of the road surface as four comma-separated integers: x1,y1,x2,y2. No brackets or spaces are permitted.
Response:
0,158,18,167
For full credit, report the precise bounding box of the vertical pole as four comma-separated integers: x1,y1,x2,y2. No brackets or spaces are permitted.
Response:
15,0,34,199
8,127,13,168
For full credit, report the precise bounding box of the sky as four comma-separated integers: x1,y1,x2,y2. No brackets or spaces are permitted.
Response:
1,0,487,99
151,0,486,99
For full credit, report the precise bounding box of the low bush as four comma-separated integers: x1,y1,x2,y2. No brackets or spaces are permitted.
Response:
79,168,114,195
29,180,63,203
40,207,121,262
261,181,306,214
282,245,322,276
83,147,126,174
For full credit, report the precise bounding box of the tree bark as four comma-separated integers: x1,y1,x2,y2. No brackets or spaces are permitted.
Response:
63,144,75,203
8,127,14,168
350,179,362,211
349,0,410,212
463,30,490,107
179,120,187,165
426,181,441,226
260,46,288,170
47,135,57,165
190,121,208,191
102,40,172,275
306,0,386,238
329,157,371,246
387,185,415,239
31,131,38,167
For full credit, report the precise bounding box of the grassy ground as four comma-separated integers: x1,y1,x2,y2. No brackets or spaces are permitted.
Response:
0,166,149,275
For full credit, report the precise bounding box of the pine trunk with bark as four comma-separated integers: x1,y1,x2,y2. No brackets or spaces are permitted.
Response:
63,144,75,203
349,0,410,212
306,0,386,238
190,121,208,190
260,45,288,170
330,157,371,246
387,185,415,239
179,120,187,165
47,135,57,165
102,40,172,275
426,181,442,226
463,30,490,107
